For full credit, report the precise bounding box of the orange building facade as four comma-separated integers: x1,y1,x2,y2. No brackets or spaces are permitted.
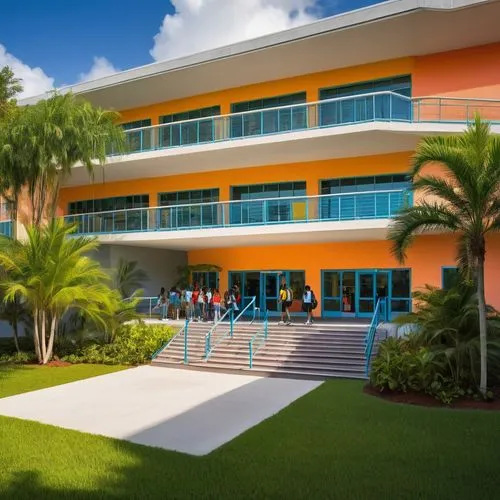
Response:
22,1,500,319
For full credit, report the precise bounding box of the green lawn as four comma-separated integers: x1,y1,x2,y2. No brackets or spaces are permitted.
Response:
0,363,127,398
1,366,500,499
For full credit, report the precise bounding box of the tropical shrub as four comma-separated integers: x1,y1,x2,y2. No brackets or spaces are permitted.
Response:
371,283,500,403
396,283,500,387
62,323,174,365
0,351,36,364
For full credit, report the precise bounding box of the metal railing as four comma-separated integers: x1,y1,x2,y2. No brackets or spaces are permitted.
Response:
364,297,388,376
64,189,411,236
0,220,13,238
233,296,257,324
204,307,233,360
249,310,269,369
126,296,158,317
204,296,257,360
152,318,189,363
109,92,500,156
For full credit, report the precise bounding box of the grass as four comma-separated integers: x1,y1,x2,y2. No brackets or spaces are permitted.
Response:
0,364,127,398
1,366,500,499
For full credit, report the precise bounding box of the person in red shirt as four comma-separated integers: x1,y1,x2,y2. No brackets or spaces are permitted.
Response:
212,289,222,323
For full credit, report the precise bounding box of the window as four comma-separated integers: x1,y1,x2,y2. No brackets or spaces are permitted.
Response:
121,119,152,152
68,195,149,233
157,189,219,229
319,76,411,125
192,272,219,290
159,106,220,146
68,195,149,215
319,175,410,220
231,92,307,138
442,267,460,290
231,182,306,225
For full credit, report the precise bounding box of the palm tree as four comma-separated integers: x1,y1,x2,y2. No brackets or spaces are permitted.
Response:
0,93,125,228
113,258,149,298
388,116,500,396
0,219,115,364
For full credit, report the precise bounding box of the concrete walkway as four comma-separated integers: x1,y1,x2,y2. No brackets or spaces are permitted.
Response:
0,366,321,455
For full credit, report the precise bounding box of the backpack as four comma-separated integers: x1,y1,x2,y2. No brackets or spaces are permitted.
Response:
286,288,293,304
311,291,318,310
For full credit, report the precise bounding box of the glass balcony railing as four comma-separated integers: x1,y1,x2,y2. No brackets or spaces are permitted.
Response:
109,93,500,156
64,189,411,236
0,220,13,238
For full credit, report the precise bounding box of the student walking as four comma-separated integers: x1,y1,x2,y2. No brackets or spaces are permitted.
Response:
302,285,317,325
157,287,168,321
279,284,292,325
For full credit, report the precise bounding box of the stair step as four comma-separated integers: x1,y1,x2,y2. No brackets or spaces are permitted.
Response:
152,359,367,380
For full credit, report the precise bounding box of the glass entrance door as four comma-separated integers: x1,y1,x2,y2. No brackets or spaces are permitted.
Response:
357,272,375,316
261,272,280,314
357,270,391,317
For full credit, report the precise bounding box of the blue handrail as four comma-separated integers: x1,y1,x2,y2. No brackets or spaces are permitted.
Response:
204,296,257,360
364,297,387,376
204,307,233,360
152,318,189,362
234,296,257,324
249,310,269,369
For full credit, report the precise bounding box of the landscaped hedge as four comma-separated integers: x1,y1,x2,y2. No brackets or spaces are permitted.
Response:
61,323,175,365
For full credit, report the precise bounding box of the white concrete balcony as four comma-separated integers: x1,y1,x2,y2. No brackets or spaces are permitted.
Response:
64,189,410,249
64,92,500,187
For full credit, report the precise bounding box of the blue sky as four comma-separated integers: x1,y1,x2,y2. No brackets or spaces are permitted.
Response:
0,0,384,97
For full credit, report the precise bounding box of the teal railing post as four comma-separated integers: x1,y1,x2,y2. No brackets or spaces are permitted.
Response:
230,308,234,338
184,319,189,364
249,341,253,369
205,331,210,358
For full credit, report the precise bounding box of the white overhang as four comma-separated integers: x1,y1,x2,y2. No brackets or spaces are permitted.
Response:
19,0,500,110
93,219,391,251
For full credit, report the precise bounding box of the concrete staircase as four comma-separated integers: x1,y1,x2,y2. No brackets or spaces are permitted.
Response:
152,319,380,379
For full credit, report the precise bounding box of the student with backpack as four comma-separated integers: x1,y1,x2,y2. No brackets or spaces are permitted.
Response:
279,283,292,325
302,285,318,325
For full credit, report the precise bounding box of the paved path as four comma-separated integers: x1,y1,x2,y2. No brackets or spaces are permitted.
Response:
0,366,321,455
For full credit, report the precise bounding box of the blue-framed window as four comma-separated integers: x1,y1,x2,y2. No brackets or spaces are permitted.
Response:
442,267,460,290
68,195,149,233
319,76,412,125
159,106,220,147
192,271,219,290
319,174,411,220
230,92,307,138
68,195,149,215
121,119,152,152
230,182,306,225
158,189,220,229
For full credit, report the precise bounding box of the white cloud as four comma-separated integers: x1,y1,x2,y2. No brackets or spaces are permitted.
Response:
79,56,119,82
0,44,54,99
150,0,321,61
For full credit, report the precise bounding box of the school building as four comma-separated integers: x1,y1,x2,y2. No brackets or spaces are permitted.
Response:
19,0,500,320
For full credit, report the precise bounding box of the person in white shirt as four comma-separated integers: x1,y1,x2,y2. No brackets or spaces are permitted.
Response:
302,285,313,325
